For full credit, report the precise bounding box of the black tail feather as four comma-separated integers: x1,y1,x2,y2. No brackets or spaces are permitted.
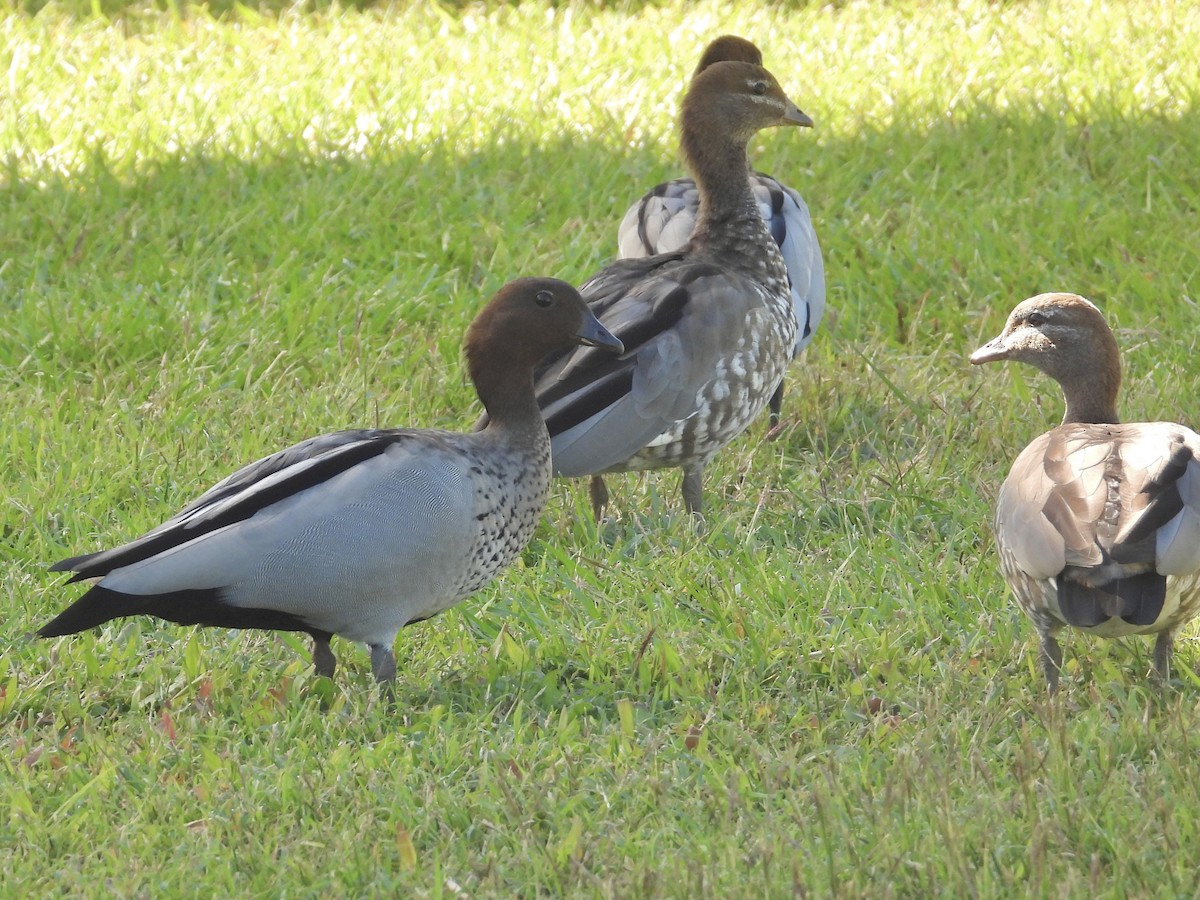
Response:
37,586,316,638
1057,572,1167,628
38,587,155,636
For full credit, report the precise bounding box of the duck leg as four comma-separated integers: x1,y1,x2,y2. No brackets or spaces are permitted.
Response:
768,380,784,430
589,475,610,522
369,643,397,684
311,631,336,678
681,466,705,519
1039,630,1063,694
1152,631,1173,684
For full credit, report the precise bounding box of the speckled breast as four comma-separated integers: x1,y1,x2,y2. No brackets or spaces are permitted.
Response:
454,438,553,597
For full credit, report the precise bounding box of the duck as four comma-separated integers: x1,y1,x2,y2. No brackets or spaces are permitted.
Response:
970,292,1200,691
38,278,622,687
528,54,812,521
615,35,825,430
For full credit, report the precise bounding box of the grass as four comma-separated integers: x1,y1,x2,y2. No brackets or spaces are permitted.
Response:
3,0,1200,895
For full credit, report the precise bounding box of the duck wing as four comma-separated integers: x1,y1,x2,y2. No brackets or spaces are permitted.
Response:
51,429,431,581
535,253,781,478
997,423,1200,627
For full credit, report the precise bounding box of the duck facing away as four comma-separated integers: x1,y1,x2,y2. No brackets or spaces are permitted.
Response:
971,292,1200,691
530,57,811,521
616,36,825,430
39,278,622,687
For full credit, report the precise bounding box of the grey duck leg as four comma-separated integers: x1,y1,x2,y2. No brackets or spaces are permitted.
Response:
369,643,397,684
1153,631,1173,684
768,380,784,430
312,631,336,678
681,466,704,519
1040,630,1063,694
589,475,610,522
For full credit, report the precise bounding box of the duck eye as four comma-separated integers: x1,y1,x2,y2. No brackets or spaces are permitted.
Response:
534,290,554,308
1027,312,1047,327
751,81,768,96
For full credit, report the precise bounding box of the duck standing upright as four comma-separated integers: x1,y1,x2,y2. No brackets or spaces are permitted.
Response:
616,35,825,430
971,292,1200,691
39,278,622,687
532,53,812,521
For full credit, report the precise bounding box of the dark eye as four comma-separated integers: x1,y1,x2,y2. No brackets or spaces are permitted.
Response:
534,290,554,308
1027,312,1047,327
751,81,768,96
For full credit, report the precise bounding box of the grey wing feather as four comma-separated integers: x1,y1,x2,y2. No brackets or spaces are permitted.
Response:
1116,425,1200,575
100,438,479,633
617,173,826,355
616,182,699,258
539,264,770,477
996,434,1069,579
769,182,826,351
997,424,1200,581
52,430,410,578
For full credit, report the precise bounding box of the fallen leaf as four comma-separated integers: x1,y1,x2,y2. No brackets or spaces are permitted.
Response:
159,708,177,745
396,826,417,870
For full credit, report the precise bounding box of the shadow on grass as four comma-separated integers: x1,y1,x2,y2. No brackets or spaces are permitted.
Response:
6,101,1200,697
4,99,1196,365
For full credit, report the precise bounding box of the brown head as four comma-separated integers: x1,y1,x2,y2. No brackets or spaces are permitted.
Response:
970,292,1122,425
693,35,764,76
682,60,812,147
466,278,622,424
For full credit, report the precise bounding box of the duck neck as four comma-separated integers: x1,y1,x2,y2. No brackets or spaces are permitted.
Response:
1061,375,1121,426
1059,341,1121,426
680,122,765,248
471,356,546,443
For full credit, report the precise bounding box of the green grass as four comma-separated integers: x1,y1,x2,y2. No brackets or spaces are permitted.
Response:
4,0,1200,895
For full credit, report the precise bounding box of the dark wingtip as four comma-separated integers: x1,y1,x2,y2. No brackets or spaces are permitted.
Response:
48,549,105,576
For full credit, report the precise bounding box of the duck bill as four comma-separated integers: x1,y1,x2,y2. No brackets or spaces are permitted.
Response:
969,336,1009,365
576,313,624,354
783,102,814,128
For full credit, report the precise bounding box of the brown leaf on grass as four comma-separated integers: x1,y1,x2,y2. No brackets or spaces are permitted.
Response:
396,826,418,870
265,678,292,707
159,708,177,745
194,677,214,714
684,723,703,750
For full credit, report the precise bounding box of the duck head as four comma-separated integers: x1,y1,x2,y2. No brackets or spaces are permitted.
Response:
466,277,622,375
971,292,1122,425
683,59,814,143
